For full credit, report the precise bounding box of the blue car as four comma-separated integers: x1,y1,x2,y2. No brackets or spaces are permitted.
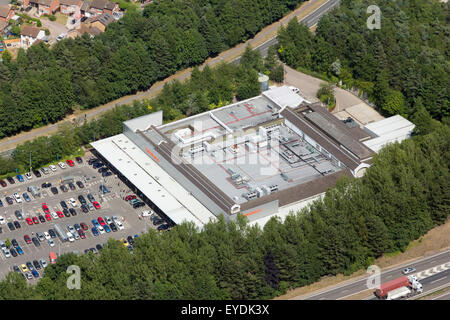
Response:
22,193,31,202
134,234,139,239
91,220,100,228
92,227,99,237
104,225,111,233
16,246,23,255
16,175,24,182
0,199,3,207
31,269,39,278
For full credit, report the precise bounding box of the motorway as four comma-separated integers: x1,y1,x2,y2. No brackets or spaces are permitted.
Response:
294,249,450,300
0,0,340,155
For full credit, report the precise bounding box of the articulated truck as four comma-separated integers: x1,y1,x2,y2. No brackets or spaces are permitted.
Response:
374,275,423,300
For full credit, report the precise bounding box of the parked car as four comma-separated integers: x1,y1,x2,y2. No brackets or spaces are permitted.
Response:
41,167,49,175
14,210,24,220
42,182,52,188
69,208,77,216
42,203,50,214
38,215,45,223
48,229,56,238
24,234,32,244
25,172,33,180
33,170,42,178
50,187,58,194
93,201,101,209
0,216,5,224
92,227,99,236
109,222,117,232
22,192,31,202
125,195,137,201
32,217,39,224
97,217,106,226
33,260,41,270
157,224,171,231
48,239,55,247
16,174,24,182
48,165,57,172
80,222,88,231
87,193,95,203
75,156,83,164
7,222,15,231
98,167,108,173
13,221,21,229
5,196,13,205
63,209,70,217
13,193,22,203
104,224,111,233
76,181,84,188
68,182,76,190
56,211,64,218
26,218,33,225
60,184,68,193
32,237,40,247
10,248,17,257
51,211,58,219
45,213,52,221
58,162,67,169
60,201,68,210
80,204,89,213
0,180,6,187
40,259,48,268
6,177,15,184
69,198,77,207
66,159,75,167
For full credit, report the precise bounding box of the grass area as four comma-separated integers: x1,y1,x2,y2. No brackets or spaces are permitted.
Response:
296,66,332,83
53,12,68,25
275,218,450,300
417,286,450,300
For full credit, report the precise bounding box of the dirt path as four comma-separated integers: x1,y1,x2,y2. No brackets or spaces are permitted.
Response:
0,0,329,153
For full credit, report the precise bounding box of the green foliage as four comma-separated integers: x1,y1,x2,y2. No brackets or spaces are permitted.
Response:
277,0,449,120
1,50,12,63
316,82,335,109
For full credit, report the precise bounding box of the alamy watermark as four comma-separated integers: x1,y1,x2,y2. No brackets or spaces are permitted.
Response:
66,265,81,290
366,265,381,290
367,5,381,30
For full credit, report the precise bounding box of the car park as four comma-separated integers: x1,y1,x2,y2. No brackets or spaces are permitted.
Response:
60,185,68,193
13,221,21,229
22,192,31,202
76,181,84,188
25,172,33,180
38,215,46,223
66,159,75,167
58,162,67,169
0,180,6,187
50,187,58,194
16,174,24,182
32,216,39,224
7,222,15,231
49,165,57,172
7,177,15,184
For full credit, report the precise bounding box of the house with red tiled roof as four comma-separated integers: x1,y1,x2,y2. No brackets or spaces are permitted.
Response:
89,0,118,16
21,25,45,47
0,5,14,23
59,0,83,16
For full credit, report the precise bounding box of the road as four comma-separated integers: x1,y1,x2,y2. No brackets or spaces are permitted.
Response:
293,249,450,300
0,0,340,154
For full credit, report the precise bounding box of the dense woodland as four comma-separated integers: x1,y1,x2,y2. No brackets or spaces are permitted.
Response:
277,0,449,120
0,0,305,138
0,124,448,299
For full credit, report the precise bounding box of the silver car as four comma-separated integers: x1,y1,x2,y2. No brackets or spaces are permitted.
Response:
402,267,416,275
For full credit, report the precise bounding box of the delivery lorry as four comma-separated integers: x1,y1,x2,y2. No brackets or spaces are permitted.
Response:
375,275,423,300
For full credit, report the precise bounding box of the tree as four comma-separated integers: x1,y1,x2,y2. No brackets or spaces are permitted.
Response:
2,50,12,64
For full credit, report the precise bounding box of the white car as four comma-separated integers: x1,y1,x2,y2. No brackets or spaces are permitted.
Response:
56,33,67,41
40,259,48,268
48,239,55,247
51,212,59,219
2,248,11,258
43,231,51,240
13,193,22,203
142,210,152,217
58,162,67,169
97,225,105,234
67,225,75,234
66,232,74,242
73,232,80,240
68,198,77,207
105,216,112,224
0,216,5,224
115,220,124,230
289,86,300,94
49,165,57,172
402,267,416,275
25,172,33,180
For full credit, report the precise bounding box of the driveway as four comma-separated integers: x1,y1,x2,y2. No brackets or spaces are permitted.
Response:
40,19,68,44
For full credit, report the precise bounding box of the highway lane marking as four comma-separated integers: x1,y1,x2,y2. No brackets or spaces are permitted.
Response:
430,276,447,284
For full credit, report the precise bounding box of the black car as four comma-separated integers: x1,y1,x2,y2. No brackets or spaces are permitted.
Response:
48,229,56,238
87,193,95,203
5,196,13,205
96,244,103,251
98,167,108,173
152,218,165,226
13,221,21,229
88,158,98,165
84,248,91,254
11,239,18,247
13,265,20,273
127,236,134,246
6,177,15,184
75,156,83,164
26,261,34,271
0,227,2,234
78,195,86,205
133,202,145,209
0,180,6,187
69,208,77,216
50,187,58,195
0,199,3,207
33,260,41,270
80,204,89,213
109,222,117,232
32,170,41,178
76,181,84,188
10,248,17,257
68,182,76,190
7,222,15,231
32,237,40,247
63,209,70,217
157,224,171,231
93,162,104,169
38,215,46,223
102,171,113,177
80,16,88,23
14,210,23,220
60,185,68,193
60,201,68,209
42,182,52,188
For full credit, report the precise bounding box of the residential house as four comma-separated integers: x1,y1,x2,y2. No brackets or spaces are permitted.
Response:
21,25,45,47
0,5,14,23
89,0,118,16
59,0,83,16
3,38,21,49
24,0,60,15
0,20,7,34
86,12,113,32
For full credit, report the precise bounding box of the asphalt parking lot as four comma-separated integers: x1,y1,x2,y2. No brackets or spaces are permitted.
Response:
0,154,161,282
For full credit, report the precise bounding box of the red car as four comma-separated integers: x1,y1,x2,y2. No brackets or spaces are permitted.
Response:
45,213,52,221
32,216,39,224
42,203,50,214
93,201,101,209
97,217,106,226
66,159,75,167
56,211,64,218
26,217,33,225
80,222,88,231
78,229,86,239
125,195,136,201
24,235,31,244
